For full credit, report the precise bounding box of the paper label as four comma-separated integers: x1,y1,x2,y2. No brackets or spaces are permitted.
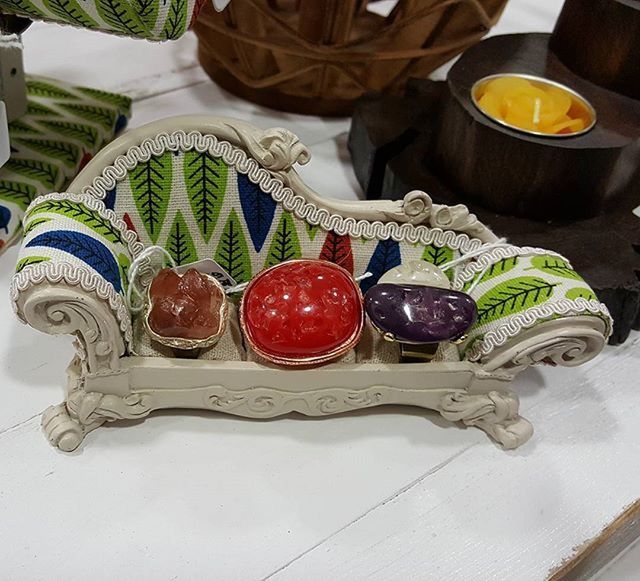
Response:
0,102,10,169
212,0,232,12
174,259,237,289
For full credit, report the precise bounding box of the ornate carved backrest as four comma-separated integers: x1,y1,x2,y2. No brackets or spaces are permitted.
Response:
78,131,479,295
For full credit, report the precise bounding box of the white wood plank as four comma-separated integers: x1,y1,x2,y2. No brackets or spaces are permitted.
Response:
264,336,640,581
127,81,350,147
0,398,486,580
22,23,207,99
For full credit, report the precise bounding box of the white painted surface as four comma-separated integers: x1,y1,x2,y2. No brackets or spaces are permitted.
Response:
3,2,639,580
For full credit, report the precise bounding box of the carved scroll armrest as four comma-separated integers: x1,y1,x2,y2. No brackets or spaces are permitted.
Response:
10,192,140,373
11,283,127,374
457,245,613,375
470,317,610,377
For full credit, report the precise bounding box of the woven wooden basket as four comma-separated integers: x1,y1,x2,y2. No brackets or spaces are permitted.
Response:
193,0,508,116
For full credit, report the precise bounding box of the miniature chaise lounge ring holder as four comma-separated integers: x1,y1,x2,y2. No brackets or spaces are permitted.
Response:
9,116,612,452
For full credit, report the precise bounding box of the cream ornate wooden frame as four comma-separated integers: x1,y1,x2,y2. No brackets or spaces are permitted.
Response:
11,117,610,452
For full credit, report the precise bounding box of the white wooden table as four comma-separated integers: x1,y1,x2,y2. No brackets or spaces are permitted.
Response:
2,2,640,579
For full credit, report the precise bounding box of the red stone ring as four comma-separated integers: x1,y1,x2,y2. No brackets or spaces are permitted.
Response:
240,259,365,367
145,268,229,351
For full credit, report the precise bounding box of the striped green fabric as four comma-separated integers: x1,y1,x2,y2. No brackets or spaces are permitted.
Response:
0,0,205,40
0,76,131,254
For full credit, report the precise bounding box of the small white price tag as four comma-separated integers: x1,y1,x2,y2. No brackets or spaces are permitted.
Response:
0,102,10,169
212,0,232,12
174,259,237,290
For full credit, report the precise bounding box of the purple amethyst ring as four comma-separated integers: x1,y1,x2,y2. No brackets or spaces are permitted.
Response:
363,283,477,361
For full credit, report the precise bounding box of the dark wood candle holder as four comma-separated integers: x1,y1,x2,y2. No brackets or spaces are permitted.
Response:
550,0,640,100
434,33,640,221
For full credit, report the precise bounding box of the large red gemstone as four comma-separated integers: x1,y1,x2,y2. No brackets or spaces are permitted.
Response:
241,260,364,366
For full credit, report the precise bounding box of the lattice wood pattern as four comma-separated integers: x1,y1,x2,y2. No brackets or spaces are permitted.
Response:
194,0,508,115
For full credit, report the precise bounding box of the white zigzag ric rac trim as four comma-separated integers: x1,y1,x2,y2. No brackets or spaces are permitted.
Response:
24,192,145,259
465,298,613,362
454,246,570,289
81,131,486,253
10,261,133,352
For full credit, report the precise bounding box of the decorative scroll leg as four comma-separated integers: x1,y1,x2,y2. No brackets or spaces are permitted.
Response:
439,390,533,450
41,403,104,452
41,390,154,452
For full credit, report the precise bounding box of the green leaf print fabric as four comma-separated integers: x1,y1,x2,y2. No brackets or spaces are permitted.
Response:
0,76,131,256
0,0,204,39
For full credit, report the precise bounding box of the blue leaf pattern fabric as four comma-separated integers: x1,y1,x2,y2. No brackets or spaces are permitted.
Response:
26,230,122,293
0,206,11,234
360,239,401,293
103,187,116,210
238,172,276,252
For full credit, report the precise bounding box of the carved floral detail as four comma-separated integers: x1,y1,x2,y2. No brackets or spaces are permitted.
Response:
399,190,433,224
42,389,155,452
227,124,311,171
430,203,486,238
67,390,153,424
347,391,383,407
378,190,494,241
204,385,388,417
511,337,590,368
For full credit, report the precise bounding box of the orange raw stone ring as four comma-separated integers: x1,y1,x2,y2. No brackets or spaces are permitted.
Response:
240,259,364,367
145,268,229,350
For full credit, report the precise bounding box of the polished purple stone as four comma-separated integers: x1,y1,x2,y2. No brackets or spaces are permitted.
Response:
364,283,477,344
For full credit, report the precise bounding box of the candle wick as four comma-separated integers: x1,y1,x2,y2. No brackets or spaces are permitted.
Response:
533,97,541,125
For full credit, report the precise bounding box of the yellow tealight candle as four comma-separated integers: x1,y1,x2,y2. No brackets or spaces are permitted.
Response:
472,74,596,137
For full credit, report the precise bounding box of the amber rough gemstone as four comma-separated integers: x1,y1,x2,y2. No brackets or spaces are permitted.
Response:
241,260,364,365
148,268,225,340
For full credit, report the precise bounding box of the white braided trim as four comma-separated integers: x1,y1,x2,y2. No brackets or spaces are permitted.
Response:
24,192,145,259
9,261,134,351
454,245,569,288
466,298,613,362
81,130,486,252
